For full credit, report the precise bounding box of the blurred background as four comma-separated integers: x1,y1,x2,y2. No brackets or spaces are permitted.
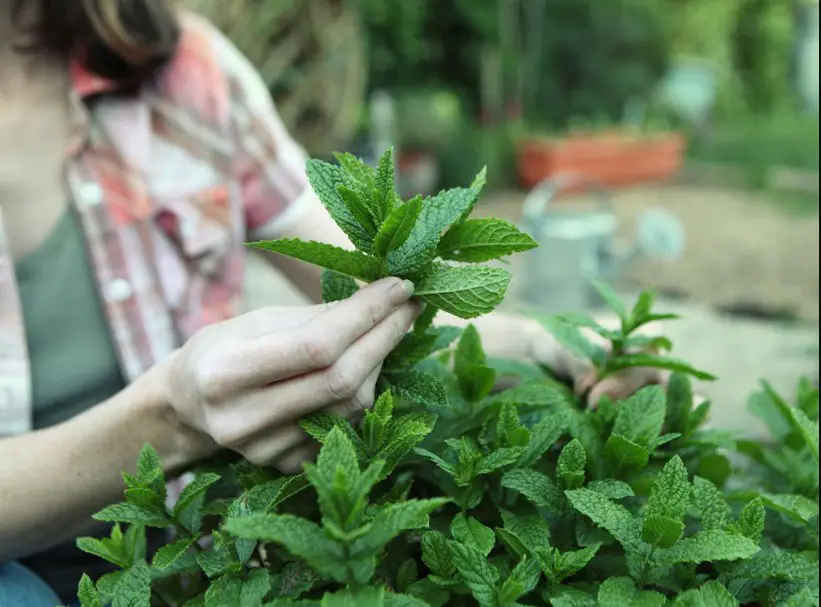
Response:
187,0,819,437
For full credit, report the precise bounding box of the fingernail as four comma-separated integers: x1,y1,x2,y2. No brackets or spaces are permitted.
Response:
388,278,413,298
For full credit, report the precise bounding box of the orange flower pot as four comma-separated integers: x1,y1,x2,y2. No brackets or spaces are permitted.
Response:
517,130,686,192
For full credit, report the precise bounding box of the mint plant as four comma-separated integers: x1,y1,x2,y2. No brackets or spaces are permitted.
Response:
74,150,819,606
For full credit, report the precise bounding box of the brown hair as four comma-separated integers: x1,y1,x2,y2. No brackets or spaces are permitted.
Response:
11,0,181,85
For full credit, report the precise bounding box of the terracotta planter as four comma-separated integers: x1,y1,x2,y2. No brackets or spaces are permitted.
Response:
517,130,686,192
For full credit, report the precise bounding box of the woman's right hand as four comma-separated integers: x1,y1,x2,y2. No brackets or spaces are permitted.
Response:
159,277,419,472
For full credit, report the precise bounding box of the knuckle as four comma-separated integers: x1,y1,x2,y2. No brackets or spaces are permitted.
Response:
297,335,334,368
207,414,246,449
324,363,360,401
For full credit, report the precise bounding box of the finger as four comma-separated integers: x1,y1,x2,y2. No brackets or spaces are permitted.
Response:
235,369,379,466
206,278,413,393
275,442,321,474
586,367,666,408
207,304,417,445
235,303,336,336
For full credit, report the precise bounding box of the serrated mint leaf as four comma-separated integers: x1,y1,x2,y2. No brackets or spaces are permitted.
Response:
172,472,220,534
665,372,693,435
692,476,730,531
653,530,759,566
383,592,431,607
374,148,397,220
204,575,242,607
78,574,103,607
499,555,542,603
112,561,152,607
451,513,495,556
76,528,128,568
422,530,456,579
241,568,271,606
414,264,511,319
92,502,171,528
597,576,666,607
321,270,360,303
500,510,552,556
196,548,233,578
316,425,360,483
501,469,564,511
613,385,667,446
299,414,366,461
555,543,601,581
565,489,643,553
642,516,685,549
386,170,486,278
338,185,378,236
448,541,499,607
735,497,765,542
604,434,650,473
642,456,690,547
405,579,449,607
248,239,382,281
790,406,819,461
377,411,437,478
334,152,376,187
151,537,198,576
225,514,343,580
270,561,318,599
586,480,634,500
305,158,374,250
727,548,817,583
438,218,538,262
387,370,448,413
476,446,524,475
363,391,393,452
351,498,450,556
136,445,165,499
760,493,819,525
557,439,587,489
374,195,423,258
517,411,568,467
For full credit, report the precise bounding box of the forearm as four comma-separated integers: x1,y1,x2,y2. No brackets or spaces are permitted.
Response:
0,363,199,562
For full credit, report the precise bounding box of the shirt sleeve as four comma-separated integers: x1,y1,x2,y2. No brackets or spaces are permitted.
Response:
193,14,315,239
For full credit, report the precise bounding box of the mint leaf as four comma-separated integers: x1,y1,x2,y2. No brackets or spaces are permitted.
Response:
760,493,819,525
92,502,171,528
586,480,635,500
248,239,382,281
76,526,129,568
606,354,717,381
502,469,564,511
374,195,423,258
374,147,398,222
136,445,165,499
334,152,376,189
350,498,450,556
321,270,360,303
665,372,693,435
422,530,456,579
565,489,643,553
692,476,730,531
448,541,499,607
112,561,152,607
78,574,103,607
557,439,587,489
790,406,819,461
386,370,448,413
670,580,738,607
173,472,221,534
612,385,667,446
224,514,343,580
387,168,486,278
338,185,378,236
438,218,538,262
517,411,568,467
591,281,628,322
598,577,666,607
735,497,765,542
415,264,511,319
451,513,495,556
604,434,650,474
299,414,366,460
642,456,690,547
653,530,759,566
536,315,606,364
151,537,198,577
305,158,374,250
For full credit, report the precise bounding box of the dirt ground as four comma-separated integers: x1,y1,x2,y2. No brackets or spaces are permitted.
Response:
477,184,820,321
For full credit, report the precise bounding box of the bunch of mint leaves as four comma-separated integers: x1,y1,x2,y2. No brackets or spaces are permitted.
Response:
74,150,819,607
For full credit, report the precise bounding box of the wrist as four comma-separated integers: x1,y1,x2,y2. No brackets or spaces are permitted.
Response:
137,355,215,474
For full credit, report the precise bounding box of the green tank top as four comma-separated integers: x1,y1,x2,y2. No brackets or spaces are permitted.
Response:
15,208,129,601
14,209,126,429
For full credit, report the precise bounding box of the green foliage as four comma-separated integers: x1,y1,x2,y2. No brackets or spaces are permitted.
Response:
77,151,818,606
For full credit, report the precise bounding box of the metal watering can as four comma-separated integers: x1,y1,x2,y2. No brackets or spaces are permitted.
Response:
517,174,685,314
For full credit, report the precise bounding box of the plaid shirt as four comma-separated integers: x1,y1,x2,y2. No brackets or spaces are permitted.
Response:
0,13,311,436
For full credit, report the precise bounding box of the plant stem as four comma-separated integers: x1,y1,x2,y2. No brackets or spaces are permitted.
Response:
638,545,657,588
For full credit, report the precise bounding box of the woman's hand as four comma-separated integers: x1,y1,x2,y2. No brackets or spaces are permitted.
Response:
160,277,420,472
530,316,670,407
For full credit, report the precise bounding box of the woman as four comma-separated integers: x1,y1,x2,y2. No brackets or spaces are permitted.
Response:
0,1,667,604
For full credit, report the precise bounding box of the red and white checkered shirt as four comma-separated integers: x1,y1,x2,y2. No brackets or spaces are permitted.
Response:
0,13,311,436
